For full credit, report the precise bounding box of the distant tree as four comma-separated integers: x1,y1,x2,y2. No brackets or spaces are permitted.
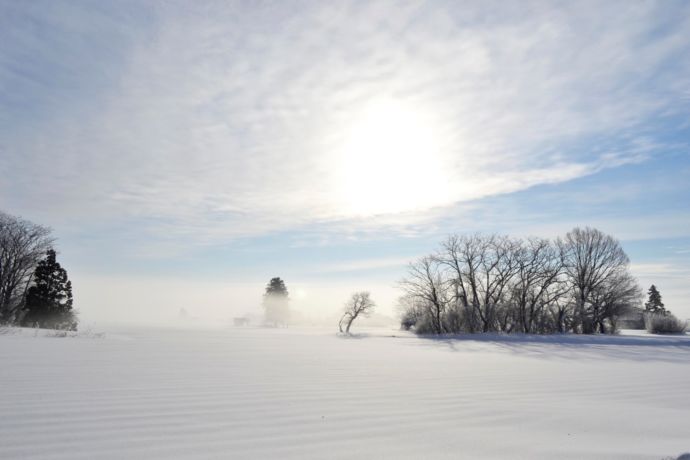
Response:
644,285,666,315
339,291,375,333
21,249,76,330
265,277,288,297
263,277,289,326
0,211,53,324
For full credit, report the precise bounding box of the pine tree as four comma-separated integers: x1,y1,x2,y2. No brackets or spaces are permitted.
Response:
644,285,665,315
265,277,288,297
21,249,77,330
263,277,289,326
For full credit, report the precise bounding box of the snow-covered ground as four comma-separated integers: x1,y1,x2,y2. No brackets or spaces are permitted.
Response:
1,325,689,459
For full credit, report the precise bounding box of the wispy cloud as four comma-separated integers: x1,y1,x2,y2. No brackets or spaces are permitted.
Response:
316,256,417,274
2,1,689,247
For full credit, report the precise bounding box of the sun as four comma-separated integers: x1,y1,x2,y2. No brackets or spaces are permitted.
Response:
333,98,451,216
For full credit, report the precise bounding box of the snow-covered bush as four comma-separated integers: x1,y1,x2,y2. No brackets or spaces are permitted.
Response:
645,313,687,334
400,309,417,330
412,315,440,335
45,329,77,338
0,325,20,335
661,453,690,460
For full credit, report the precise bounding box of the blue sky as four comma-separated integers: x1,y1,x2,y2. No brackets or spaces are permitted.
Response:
1,0,689,323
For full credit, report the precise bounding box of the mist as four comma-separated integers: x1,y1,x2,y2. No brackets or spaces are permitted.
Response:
72,273,401,328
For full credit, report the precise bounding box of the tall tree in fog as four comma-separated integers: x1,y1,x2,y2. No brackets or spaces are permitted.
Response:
0,212,53,324
263,277,289,327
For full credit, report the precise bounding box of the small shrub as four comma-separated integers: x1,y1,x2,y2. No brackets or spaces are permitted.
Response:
43,325,104,339
0,325,20,335
412,315,439,335
77,326,106,339
645,313,687,334
45,329,76,338
400,309,418,331
442,308,466,334
661,453,690,460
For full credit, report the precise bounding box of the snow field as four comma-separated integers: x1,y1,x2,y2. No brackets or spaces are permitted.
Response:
1,326,689,459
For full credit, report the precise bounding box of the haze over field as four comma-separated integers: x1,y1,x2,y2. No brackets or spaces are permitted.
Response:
1,0,689,323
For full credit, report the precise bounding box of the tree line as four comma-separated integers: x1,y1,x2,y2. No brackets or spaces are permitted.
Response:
0,211,76,330
399,227,642,335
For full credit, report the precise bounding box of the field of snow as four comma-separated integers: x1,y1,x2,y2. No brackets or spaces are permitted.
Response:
1,325,689,460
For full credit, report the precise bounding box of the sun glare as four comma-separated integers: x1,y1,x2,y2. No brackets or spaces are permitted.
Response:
334,99,451,216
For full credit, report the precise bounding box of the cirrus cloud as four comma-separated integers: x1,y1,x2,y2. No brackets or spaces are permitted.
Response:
1,0,689,246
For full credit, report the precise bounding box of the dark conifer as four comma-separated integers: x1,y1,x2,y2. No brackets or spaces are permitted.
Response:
263,277,289,326
21,249,76,330
644,285,666,315
264,277,288,297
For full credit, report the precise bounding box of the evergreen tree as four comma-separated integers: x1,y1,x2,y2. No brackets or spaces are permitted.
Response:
263,277,289,326
644,285,666,315
265,277,288,297
21,249,76,330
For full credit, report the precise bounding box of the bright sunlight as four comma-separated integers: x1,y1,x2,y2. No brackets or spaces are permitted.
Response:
334,99,452,216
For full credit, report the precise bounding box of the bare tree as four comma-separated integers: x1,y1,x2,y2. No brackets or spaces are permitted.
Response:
0,212,53,324
399,228,638,336
475,235,520,332
511,238,566,333
339,291,375,333
439,234,519,332
559,227,636,333
439,234,484,332
399,256,449,334
589,271,642,333
397,294,424,330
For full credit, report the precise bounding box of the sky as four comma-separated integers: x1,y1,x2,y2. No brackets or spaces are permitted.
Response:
1,0,689,325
